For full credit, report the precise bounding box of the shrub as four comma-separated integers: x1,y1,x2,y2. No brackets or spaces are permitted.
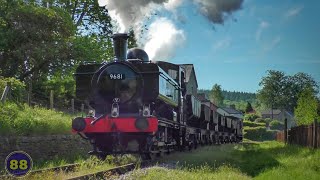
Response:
243,120,265,128
269,120,284,130
0,77,26,102
264,118,272,124
244,126,276,141
254,118,265,123
244,113,260,122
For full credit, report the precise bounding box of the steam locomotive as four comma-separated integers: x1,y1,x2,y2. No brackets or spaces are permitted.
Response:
72,33,243,159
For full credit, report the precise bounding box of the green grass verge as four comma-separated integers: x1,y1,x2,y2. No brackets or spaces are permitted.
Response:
132,141,320,180
0,103,72,135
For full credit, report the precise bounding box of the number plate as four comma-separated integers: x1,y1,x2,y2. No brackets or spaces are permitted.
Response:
108,73,125,80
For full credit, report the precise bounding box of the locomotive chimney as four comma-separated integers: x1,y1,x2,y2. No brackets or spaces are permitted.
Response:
112,33,129,61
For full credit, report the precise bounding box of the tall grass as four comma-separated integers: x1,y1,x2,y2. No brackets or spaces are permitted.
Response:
0,103,72,135
132,141,320,180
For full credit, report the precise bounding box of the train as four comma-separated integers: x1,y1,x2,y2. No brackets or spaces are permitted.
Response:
71,33,243,159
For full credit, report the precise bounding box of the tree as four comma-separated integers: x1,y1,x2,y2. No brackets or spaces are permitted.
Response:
257,70,319,113
257,70,289,111
294,86,319,125
210,84,224,106
245,101,254,113
0,1,75,81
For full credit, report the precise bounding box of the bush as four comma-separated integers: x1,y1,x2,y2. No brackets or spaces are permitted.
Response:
254,118,265,123
0,77,26,102
243,120,266,128
269,120,284,130
0,103,72,136
244,126,276,141
244,113,260,122
264,118,273,124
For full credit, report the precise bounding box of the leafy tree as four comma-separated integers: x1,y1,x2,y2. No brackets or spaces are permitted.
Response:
210,84,224,106
128,29,138,49
257,70,319,112
30,0,113,36
294,86,319,125
257,70,288,110
245,101,254,113
0,1,75,81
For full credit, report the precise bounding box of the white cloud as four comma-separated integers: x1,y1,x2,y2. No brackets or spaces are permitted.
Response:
213,37,232,51
263,36,281,52
255,21,270,41
284,6,304,18
144,18,186,61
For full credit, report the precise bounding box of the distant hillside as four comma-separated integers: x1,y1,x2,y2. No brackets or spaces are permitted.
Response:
198,89,256,102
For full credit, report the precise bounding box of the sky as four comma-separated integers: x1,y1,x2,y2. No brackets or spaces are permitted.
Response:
99,0,320,93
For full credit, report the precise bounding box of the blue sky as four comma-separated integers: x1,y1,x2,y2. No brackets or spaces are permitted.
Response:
164,0,320,93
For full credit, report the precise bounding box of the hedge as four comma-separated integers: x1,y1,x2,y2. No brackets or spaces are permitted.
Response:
244,126,277,141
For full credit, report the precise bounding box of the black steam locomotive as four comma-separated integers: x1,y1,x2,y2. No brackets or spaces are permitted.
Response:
72,33,243,159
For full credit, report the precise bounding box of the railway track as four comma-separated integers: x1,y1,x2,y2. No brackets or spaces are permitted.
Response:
1,160,150,179
66,160,150,180
0,163,80,179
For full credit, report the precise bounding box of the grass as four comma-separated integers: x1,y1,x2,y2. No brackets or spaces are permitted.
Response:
2,154,138,179
129,141,320,180
0,103,72,135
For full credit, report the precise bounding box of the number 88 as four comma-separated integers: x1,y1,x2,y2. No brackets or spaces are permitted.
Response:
10,160,28,170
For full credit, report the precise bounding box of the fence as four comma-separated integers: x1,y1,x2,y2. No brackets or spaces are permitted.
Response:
276,120,319,148
1,82,89,115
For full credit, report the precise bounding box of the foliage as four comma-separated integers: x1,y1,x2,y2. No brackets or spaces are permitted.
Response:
245,101,254,113
0,77,26,101
209,84,224,106
294,86,319,125
0,103,72,135
0,1,120,104
243,113,260,122
35,0,113,37
0,1,75,80
254,117,265,123
257,70,319,113
223,100,247,112
264,118,273,124
198,89,256,103
243,126,277,141
243,120,265,128
269,120,284,130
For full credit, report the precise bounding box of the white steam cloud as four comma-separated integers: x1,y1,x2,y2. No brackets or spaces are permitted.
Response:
98,0,243,61
144,18,186,60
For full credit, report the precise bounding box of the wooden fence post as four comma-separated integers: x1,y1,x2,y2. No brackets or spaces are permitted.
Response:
71,99,75,114
81,103,84,116
50,90,54,110
314,119,318,148
1,82,11,103
27,82,32,106
284,118,288,144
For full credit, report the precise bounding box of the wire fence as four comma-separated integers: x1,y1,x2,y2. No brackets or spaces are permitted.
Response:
1,83,89,116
